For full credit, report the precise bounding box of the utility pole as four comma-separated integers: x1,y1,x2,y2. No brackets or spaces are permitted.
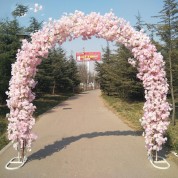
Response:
83,47,90,90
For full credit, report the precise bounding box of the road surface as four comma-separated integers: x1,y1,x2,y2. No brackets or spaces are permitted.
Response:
0,90,177,178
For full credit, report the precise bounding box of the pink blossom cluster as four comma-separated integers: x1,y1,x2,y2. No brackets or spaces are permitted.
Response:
30,3,43,13
128,58,137,67
34,3,43,13
6,11,170,155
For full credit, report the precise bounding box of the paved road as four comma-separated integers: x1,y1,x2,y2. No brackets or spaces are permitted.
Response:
0,90,177,178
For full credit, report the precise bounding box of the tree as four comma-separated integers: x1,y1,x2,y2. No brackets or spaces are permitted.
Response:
154,0,178,125
0,19,22,103
12,4,28,18
36,47,67,94
51,47,69,93
27,17,43,33
67,54,80,92
0,4,43,102
96,41,117,95
134,11,145,31
95,42,114,95
35,56,53,94
78,63,88,90
102,41,112,63
113,44,144,99
36,47,81,94
96,42,144,100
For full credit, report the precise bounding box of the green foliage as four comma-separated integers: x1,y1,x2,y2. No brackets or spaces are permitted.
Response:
134,11,145,31
154,0,178,124
113,45,144,100
96,43,144,100
0,19,22,104
166,121,178,152
0,6,81,150
33,93,73,117
102,41,113,63
12,4,28,17
36,47,80,94
0,92,74,150
27,17,43,33
155,0,178,78
102,94,143,131
0,135,9,151
67,55,81,92
95,42,115,95
0,105,9,150
102,93,178,152
35,56,53,94
156,0,178,47
51,47,69,93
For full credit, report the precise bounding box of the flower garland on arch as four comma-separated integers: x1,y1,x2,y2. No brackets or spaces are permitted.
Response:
6,11,171,155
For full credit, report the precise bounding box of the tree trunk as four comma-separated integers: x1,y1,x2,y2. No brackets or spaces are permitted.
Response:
169,49,176,125
19,140,26,161
167,10,176,125
52,80,56,95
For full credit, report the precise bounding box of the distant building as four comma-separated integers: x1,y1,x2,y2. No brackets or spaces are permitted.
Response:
17,32,30,41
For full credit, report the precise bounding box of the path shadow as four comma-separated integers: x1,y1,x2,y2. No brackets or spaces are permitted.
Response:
35,93,89,116
28,130,142,161
157,146,171,159
79,92,89,95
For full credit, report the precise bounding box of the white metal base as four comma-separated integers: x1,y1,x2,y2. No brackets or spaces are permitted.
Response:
149,155,170,170
5,156,27,170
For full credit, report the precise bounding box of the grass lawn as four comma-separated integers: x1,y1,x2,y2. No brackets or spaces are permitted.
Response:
33,93,73,117
0,106,9,150
0,92,73,150
102,94,144,131
102,94,178,154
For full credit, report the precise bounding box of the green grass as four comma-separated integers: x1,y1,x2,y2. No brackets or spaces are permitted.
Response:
102,94,144,131
0,106,9,150
102,93,178,153
166,123,178,152
0,92,74,150
167,99,178,152
34,93,73,117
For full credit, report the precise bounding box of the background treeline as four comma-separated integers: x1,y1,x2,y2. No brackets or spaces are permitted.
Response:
0,1,178,151
96,0,178,126
0,4,81,149
95,0,178,153
0,4,81,105
95,43,144,101
36,48,80,95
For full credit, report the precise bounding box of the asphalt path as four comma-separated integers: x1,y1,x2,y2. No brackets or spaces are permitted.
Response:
0,90,177,178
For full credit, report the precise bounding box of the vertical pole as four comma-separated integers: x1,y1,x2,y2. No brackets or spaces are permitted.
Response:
83,47,86,91
93,71,95,89
156,151,158,162
87,60,90,89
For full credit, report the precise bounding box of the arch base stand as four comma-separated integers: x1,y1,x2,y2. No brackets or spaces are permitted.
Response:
149,152,170,170
5,153,27,170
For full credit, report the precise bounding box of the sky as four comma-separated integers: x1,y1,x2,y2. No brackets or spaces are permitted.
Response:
0,0,165,71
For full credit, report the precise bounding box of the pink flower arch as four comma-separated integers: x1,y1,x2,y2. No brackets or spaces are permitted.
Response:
6,11,171,156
